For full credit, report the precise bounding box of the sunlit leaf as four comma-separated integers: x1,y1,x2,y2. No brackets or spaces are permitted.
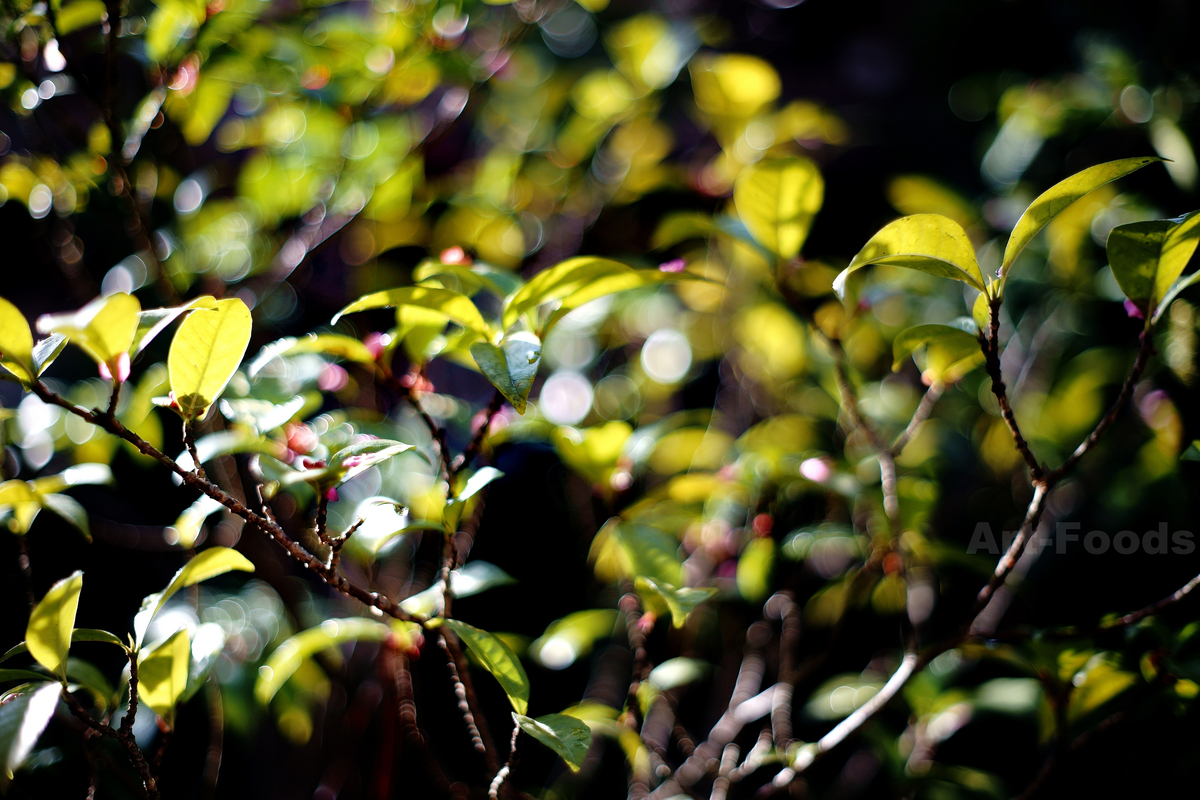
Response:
130,296,218,356
0,297,34,384
31,334,67,378
218,396,306,435
168,298,252,420
1002,157,1163,277
57,0,108,34
470,333,541,414
29,463,113,495
137,628,190,721
736,537,774,603
37,494,91,541
280,439,414,490
733,157,824,261
530,610,620,670
37,293,141,374
502,257,631,330
513,712,592,771
455,467,504,503
0,682,61,786
247,334,376,377
171,494,225,549
542,270,699,335
892,319,984,383
634,576,717,628
332,287,487,336
833,214,987,298
0,629,126,665
255,618,394,704
134,547,254,648
449,561,516,598
25,571,83,681
647,657,708,691
442,619,529,714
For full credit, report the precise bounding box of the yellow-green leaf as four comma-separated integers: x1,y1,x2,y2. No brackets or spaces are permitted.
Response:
26,571,83,680
133,546,254,647
833,214,986,298
442,619,529,714
130,296,218,356
513,712,592,771
542,270,699,336
36,293,141,372
733,157,824,261
892,320,984,384
254,618,395,704
0,297,33,384
332,287,487,336
0,681,61,785
137,628,190,720
634,576,717,629
57,0,108,34
247,334,376,377
1001,156,1164,277
529,610,620,670
502,257,632,331
168,298,252,420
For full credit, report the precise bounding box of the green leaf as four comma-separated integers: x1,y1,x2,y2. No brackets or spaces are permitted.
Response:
833,214,987,298
247,334,376,377
891,319,985,383
0,296,34,384
512,712,592,771
502,257,632,330
733,157,824,261
255,618,394,704
133,547,254,648
541,271,698,336
469,333,541,414
442,619,530,714
634,577,717,628
280,439,415,490
26,571,83,681
168,298,253,420
31,334,67,378
178,429,281,471
66,657,116,713
171,495,225,549
454,467,504,504
137,628,190,721
36,293,142,373
529,610,620,670
37,494,91,541
449,561,516,599
332,287,487,336
651,212,715,250
0,671,50,684
130,296,218,356
0,682,61,786
1106,210,1200,321
0,629,127,665
1002,157,1163,277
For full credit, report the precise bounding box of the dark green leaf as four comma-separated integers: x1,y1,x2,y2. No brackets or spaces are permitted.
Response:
442,619,529,714
513,712,592,771
469,333,541,414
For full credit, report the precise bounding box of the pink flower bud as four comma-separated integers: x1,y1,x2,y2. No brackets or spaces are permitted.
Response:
98,352,131,383
363,332,389,360
325,487,339,502
1123,298,1145,319
658,258,686,273
440,246,471,265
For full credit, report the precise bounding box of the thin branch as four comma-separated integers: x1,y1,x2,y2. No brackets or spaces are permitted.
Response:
452,389,505,478
183,422,204,481
107,379,122,417
981,301,1043,480
891,382,943,456
62,686,159,800
489,725,520,800
31,382,420,625
328,517,365,569
437,632,500,772
970,483,1049,623
314,493,330,545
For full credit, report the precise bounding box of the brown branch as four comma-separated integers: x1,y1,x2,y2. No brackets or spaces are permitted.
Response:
314,493,330,545
183,422,204,481
981,301,1043,481
489,724,520,799
437,632,499,772
62,685,159,799
30,382,420,625
452,390,504,478
377,365,453,483
891,382,943,456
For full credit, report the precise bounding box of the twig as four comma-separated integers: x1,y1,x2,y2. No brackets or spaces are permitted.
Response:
328,517,365,569
489,725,520,799
107,379,121,417
981,301,1043,481
30,382,420,624
437,632,500,772
183,423,205,480
62,685,159,799
314,493,330,545
891,382,943,456
452,390,504,478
